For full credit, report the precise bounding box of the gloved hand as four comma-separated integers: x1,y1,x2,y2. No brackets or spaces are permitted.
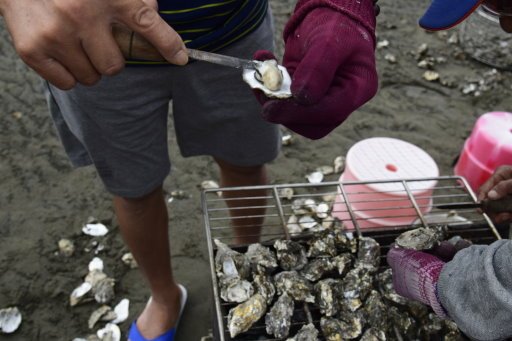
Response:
478,165,512,223
386,247,449,318
253,0,378,140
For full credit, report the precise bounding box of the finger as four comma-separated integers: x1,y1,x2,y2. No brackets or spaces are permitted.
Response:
82,27,125,76
54,43,101,86
27,54,76,90
427,241,457,262
478,166,512,200
119,1,187,65
489,178,512,200
495,212,511,224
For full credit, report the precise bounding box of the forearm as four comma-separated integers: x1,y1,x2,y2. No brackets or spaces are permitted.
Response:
438,240,512,341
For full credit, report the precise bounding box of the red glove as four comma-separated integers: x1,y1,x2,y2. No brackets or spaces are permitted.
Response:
254,0,378,139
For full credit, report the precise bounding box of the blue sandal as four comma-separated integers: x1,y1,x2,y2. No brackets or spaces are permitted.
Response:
128,284,188,341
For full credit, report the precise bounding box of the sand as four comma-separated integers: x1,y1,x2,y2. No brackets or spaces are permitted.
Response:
1,0,512,339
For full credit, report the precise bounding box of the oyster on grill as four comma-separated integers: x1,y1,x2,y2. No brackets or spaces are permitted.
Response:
245,243,278,274
314,278,342,317
360,328,386,341
265,293,294,339
320,315,363,340
214,239,250,280
291,198,317,215
274,271,315,303
227,294,267,338
356,237,381,271
286,323,320,341
220,277,254,303
253,274,276,305
307,231,338,258
342,266,373,302
301,258,335,282
394,226,447,251
333,229,357,253
331,253,353,277
286,215,303,236
299,215,319,230
387,306,416,339
361,291,388,330
274,240,308,271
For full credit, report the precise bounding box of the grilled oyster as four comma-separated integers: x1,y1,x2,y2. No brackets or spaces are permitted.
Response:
356,237,381,271
245,243,278,274
214,239,250,280
331,253,353,277
253,274,276,305
307,231,338,258
274,240,308,271
220,277,254,303
227,294,267,338
361,291,388,330
320,315,363,340
265,293,294,339
286,323,320,341
387,306,416,339
301,258,334,282
342,266,373,302
314,278,342,317
395,226,447,251
274,271,315,303
360,328,386,341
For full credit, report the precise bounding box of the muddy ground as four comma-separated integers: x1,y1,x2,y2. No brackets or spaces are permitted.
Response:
1,0,512,340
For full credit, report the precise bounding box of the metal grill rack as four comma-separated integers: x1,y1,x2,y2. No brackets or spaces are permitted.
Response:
202,176,504,341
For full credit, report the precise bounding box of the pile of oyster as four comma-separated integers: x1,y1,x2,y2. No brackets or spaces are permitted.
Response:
214,224,465,340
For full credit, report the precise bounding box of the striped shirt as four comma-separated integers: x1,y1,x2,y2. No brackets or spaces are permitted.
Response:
128,0,268,64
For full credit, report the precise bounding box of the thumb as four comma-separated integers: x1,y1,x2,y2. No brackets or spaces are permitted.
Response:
488,179,512,200
141,0,158,10
118,0,188,65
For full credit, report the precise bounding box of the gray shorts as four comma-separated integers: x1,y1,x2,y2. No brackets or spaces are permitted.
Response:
46,13,280,198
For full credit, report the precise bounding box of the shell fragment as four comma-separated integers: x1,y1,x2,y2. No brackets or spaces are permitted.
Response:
0,307,22,334
82,223,109,237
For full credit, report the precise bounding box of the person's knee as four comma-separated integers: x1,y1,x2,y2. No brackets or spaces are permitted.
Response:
114,186,163,213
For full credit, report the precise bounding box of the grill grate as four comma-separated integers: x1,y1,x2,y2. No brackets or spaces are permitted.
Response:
202,176,503,341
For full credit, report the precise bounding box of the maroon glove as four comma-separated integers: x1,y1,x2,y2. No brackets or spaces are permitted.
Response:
254,0,378,140
387,247,448,318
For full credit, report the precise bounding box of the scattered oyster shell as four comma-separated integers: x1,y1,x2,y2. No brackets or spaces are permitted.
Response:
89,257,104,272
286,215,303,236
274,271,314,303
227,294,267,338
286,323,320,341
85,270,108,288
301,258,334,282
321,315,363,340
395,226,447,250
315,279,342,317
89,306,113,329
170,190,188,199
121,252,138,269
70,282,93,306
93,277,116,304
253,274,276,305
245,243,278,274
214,239,250,280
274,240,308,271
265,293,294,338
243,60,292,98
333,156,345,174
279,187,295,200
291,198,316,215
201,180,222,197
423,70,440,82
299,215,318,230
82,223,109,237
220,277,254,303
111,299,130,324
58,239,75,257
316,166,335,176
0,307,22,334
96,323,121,341
282,133,293,146
306,171,324,184
315,202,330,219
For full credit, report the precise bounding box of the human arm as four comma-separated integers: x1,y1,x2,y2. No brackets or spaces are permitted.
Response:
0,0,187,90
388,240,512,341
478,165,512,223
253,0,379,140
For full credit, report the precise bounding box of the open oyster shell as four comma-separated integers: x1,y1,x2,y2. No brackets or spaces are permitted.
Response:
242,60,292,99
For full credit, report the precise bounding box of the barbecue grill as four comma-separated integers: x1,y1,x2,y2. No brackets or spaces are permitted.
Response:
202,176,505,341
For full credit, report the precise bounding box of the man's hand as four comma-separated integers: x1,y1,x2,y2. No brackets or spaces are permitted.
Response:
253,0,378,140
478,165,512,223
0,0,188,90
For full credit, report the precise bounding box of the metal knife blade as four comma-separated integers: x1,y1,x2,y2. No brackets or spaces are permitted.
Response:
436,196,512,213
187,48,259,70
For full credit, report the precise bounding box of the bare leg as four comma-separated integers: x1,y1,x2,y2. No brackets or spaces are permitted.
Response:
113,186,181,339
215,158,269,245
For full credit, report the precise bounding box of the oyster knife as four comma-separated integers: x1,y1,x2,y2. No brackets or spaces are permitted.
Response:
187,48,259,70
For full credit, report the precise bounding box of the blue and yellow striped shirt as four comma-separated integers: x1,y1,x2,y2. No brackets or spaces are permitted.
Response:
128,0,268,64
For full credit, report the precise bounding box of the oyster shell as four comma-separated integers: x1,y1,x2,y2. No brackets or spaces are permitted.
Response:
70,282,93,306
286,215,303,236
395,226,447,250
299,215,319,230
82,223,109,237
89,257,104,272
93,277,115,304
121,253,138,269
314,279,342,317
243,60,292,98
333,156,346,174
89,306,113,329
0,307,22,334
291,198,317,215
306,171,324,184
331,253,353,277
58,238,75,257
214,239,250,280
265,293,294,339
286,323,320,341
342,266,373,302
253,274,276,305
96,323,121,341
360,328,386,341
274,240,308,271
111,299,130,324
356,237,381,271
301,258,334,282
220,277,254,303
245,243,278,274
307,231,337,258
362,291,388,330
280,187,295,200
320,315,363,340
315,202,330,219
274,271,315,303
227,294,267,338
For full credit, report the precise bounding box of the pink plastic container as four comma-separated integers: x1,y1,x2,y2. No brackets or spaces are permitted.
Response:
454,112,512,192
332,138,439,229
